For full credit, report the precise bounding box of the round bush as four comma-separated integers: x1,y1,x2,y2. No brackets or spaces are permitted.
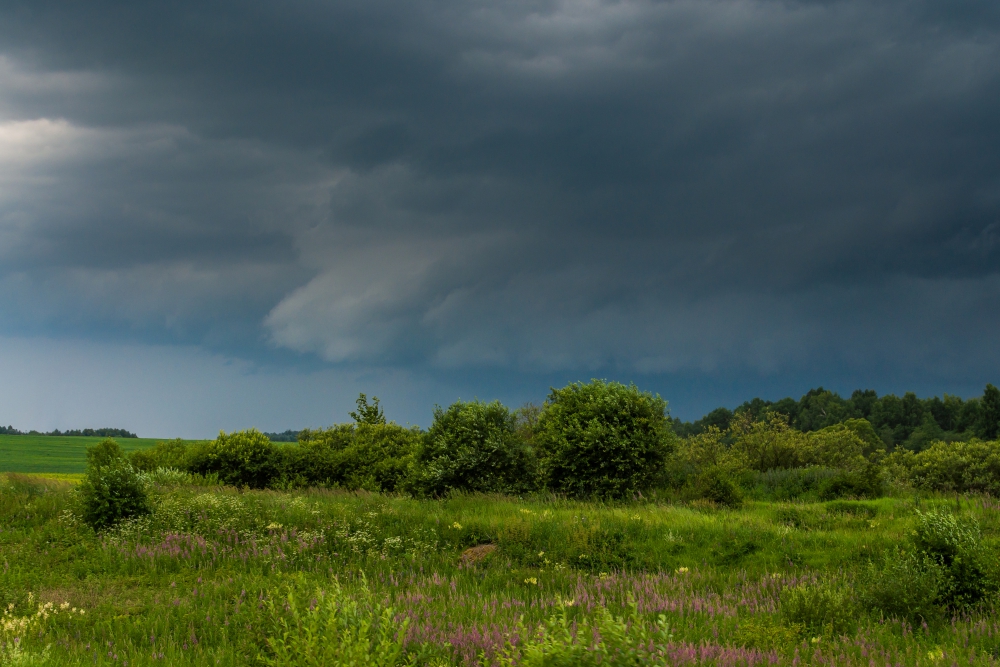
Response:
694,466,743,507
77,440,151,531
410,400,535,496
189,428,278,489
535,380,676,499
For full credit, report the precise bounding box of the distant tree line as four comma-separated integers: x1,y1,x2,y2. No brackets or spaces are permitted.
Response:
0,426,137,438
672,384,1000,452
263,430,301,442
80,380,1000,528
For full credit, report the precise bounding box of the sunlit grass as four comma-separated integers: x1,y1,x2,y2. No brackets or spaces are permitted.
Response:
1,477,998,665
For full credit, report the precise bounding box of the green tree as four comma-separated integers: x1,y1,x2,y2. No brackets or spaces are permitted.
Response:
928,395,962,433
793,388,851,432
410,399,535,496
736,397,776,424
730,411,804,471
958,398,982,434
978,384,1000,440
903,414,946,453
349,393,386,425
849,389,879,420
535,380,675,499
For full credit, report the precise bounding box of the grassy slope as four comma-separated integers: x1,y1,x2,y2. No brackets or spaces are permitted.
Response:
0,435,205,473
1,475,998,666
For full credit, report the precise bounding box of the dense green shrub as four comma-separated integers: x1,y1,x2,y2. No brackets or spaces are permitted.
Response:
666,426,747,489
800,425,870,470
340,424,419,492
535,380,675,499
293,423,419,492
861,510,995,622
409,400,535,496
87,438,125,468
912,509,995,610
729,412,804,472
693,466,743,507
285,424,353,487
780,581,856,636
188,428,279,489
892,439,1000,495
860,550,945,624
818,464,883,500
77,439,151,531
128,438,191,472
818,418,885,456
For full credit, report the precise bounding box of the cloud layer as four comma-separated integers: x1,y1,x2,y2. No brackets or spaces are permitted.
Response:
1,0,999,428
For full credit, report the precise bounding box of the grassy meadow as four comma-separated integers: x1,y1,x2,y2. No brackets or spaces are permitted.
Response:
4,381,1000,666
0,436,204,474
2,472,1000,666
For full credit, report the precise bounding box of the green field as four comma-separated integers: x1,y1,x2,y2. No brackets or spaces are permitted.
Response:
0,435,202,473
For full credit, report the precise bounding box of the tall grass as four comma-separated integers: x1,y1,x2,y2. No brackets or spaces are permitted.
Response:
1,473,999,665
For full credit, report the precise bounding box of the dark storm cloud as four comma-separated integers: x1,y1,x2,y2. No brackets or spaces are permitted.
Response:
1,0,999,388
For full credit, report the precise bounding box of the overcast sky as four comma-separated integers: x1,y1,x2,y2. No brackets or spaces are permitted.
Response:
1,0,998,437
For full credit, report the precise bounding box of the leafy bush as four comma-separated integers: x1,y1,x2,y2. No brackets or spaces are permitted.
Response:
340,424,419,492
860,550,945,624
409,400,535,496
861,510,995,622
136,466,202,487
87,438,125,468
911,509,995,610
77,439,151,531
188,428,279,489
128,438,191,472
730,412,804,472
535,380,675,499
286,424,354,487
815,419,884,456
692,466,743,507
780,581,856,636
895,439,1000,495
818,463,883,500
799,427,869,470
293,423,419,492
666,426,747,489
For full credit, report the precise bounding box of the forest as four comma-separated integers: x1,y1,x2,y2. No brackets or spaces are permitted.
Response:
672,385,1000,450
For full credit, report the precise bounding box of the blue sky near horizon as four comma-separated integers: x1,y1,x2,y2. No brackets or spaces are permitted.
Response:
1,0,998,437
